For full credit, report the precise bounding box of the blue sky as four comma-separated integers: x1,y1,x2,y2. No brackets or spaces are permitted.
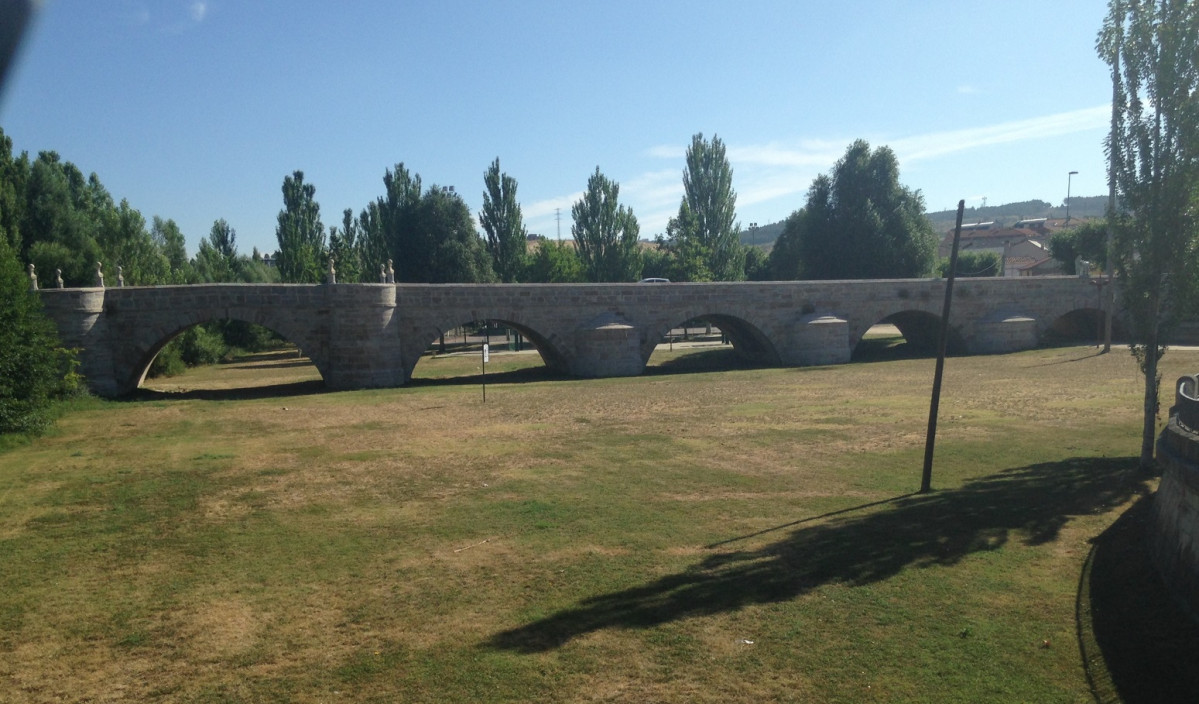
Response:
2,1,1113,257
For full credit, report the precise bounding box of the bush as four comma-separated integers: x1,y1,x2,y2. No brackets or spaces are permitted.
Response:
0,239,78,435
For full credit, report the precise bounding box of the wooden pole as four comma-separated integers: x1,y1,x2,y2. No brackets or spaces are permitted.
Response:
921,200,966,494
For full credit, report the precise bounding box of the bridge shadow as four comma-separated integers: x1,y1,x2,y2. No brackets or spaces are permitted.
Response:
644,347,765,376
486,456,1147,654
1079,492,1199,703
407,366,572,388
126,379,328,402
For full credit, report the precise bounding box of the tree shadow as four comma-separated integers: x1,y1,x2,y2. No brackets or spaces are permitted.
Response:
645,347,764,376
1079,494,1199,703
487,457,1148,654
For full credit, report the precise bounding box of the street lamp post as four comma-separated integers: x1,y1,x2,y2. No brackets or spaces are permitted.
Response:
749,222,758,247
1066,170,1078,223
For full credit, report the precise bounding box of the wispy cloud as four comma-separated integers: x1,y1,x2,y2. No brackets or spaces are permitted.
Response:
957,84,981,95
530,106,1110,238
890,105,1109,163
190,2,208,22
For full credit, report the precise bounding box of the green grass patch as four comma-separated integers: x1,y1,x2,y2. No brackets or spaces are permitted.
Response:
1,345,1195,701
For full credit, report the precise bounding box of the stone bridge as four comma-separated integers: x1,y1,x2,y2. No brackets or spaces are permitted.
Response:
38,276,1117,397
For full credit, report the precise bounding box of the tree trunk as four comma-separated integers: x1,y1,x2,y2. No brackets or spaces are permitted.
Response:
1140,318,1160,473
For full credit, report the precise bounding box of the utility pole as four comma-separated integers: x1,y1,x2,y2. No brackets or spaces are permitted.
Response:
921,200,966,494
555,207,561,241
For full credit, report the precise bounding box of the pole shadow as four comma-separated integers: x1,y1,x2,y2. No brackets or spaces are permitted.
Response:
487,457,1147,654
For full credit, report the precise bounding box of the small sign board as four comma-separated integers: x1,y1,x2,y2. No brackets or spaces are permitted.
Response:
483,343,490,363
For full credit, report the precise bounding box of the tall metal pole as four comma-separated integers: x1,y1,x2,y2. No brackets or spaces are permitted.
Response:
1104,28,1120,353
921,200,965,494
1066,170,1078,223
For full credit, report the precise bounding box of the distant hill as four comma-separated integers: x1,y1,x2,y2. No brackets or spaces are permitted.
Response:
739,195,1109,248
926,195,1108,232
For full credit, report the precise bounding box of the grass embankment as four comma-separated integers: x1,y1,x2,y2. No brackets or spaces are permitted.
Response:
2,345,1198,702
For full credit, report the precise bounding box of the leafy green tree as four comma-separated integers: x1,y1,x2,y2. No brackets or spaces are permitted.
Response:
665,133,744,281
0,128,29,250
480,158,528,282
0,236,77,435
150,216,191,283
328,208,363,283
572,167,641,282
274,170,326,283
193,219,239,283
937,250,1001,278
1098,0,1199,471
1048,220,1110,274
376,163,423,281
767,210,806,280
769,140,936,280
413,185,495,283
524,239,584,282
96,198,170,285
744,246,771,281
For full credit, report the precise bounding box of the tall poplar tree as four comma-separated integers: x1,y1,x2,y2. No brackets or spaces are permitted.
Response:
666,133,744,281
572,167,641,282
1098,0,1199,471
479,158,528,282
274,170,326,283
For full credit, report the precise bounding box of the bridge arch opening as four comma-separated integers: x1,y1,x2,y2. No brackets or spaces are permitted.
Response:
646,314,779,373
852,311,965,361
407,318,568,384
136,319,325,396
1042,308,1124,347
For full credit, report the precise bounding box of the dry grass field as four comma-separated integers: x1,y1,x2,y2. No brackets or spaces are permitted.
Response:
2,343,1199,702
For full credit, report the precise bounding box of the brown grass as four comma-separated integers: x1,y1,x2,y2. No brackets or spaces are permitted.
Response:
1,344,1195,701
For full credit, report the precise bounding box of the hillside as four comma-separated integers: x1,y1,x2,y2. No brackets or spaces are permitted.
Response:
740,195,1109,247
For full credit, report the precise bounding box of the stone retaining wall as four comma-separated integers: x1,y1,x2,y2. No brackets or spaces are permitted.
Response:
1151,376,1199,622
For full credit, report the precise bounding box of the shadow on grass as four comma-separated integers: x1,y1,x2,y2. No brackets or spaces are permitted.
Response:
645,347,764,376
1078,494,1199,704
487,456,1148,654
127,379,328,402
407,365,570,388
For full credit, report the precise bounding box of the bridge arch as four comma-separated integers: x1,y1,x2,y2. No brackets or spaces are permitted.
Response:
1042,306,1124,346
403,315,570,382
851,309,966,359
641,311,780,369
120,308,329,393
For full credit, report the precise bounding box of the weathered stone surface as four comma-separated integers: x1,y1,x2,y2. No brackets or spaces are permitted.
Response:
38,277,1121,396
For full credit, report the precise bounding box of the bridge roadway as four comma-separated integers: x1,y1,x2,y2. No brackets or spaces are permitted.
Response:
37,276,1115,397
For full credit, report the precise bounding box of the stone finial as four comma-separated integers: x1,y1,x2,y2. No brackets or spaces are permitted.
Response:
380,265,387,284
327,257,337,284
27,263,37,291
117,265,125,287
95,261,105,288
56,268,64,289
386,258,395,284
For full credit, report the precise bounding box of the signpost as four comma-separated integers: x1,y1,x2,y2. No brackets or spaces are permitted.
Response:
481,342,489,403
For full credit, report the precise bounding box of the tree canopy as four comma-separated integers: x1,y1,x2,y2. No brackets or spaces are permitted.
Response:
572,167,641,282
769,140,937,280
480,158,528,282
664,133,744,281
274,170,326,283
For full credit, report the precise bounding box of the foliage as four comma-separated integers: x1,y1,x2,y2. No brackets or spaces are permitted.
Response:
938,250,1002,278
769,140,937,280
663,133,745,281
479,158,528,282
1097,0,1199,470
523,239,584,283
571,167,641,282
328,208,363,283
743,246,771,281
412,185,496,283
1049,220,1111,274
0,237,78,434
274,170,326,283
